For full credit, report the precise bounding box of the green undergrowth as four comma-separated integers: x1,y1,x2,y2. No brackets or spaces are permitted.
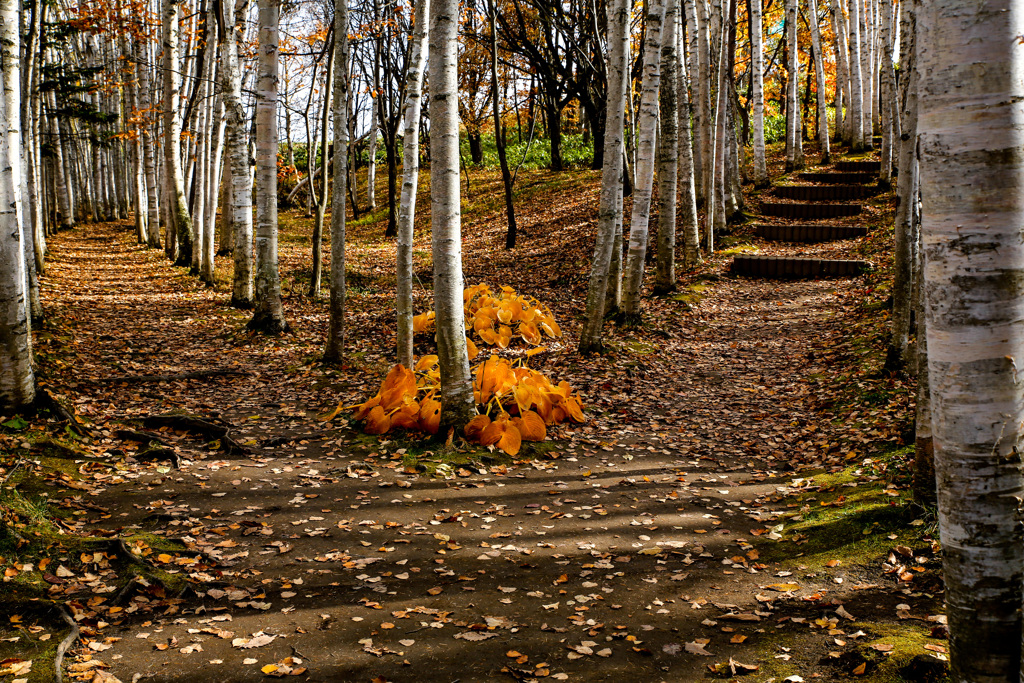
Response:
342,428,562,477
761,446,932,569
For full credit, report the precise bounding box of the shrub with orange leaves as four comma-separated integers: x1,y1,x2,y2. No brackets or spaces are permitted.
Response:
414,284,562,350
335,286,581,455
340,354,584,455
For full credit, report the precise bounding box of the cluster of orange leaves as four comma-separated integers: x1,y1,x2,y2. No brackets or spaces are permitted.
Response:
347,354,583,455
413,284,562,349
344,285,581,455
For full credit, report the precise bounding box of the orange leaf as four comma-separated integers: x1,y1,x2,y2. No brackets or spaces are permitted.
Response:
364,406,391,435
514,410,546,442
465,414,491,442
418,398,441,435
497,424,522,456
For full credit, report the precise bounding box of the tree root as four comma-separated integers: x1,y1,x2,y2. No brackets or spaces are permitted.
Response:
53,603,80,683
89,368,250,384
36,389,95,438
141,414,250,455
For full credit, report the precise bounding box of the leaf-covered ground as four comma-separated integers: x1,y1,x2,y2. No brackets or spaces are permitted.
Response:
0,146,947,683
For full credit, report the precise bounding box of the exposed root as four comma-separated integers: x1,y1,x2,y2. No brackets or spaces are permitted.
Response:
54,603,80,683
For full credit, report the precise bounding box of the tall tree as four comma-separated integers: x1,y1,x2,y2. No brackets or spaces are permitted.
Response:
919,1,1024,679
621,0,666,318
0,0,32,410
248,0,289,333
876,0,895,186
783,0,803,171
429,0,476,430
162,0,194,266
578,0,629,354
221,0,254,308
654,0,680,294
806,0,830,163
676,8,701,269
310,31,335,298
324,0,350,362
749,0,768,187
847,0,865,151
395,0,430,369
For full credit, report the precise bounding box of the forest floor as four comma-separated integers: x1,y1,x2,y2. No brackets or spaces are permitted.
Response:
1,145,949,683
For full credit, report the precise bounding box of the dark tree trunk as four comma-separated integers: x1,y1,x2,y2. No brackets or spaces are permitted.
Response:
384,133,399,237
544,94,563,171
467,131,483,165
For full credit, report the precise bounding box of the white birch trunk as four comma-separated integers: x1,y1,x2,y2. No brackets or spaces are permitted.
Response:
829,0,852,146
324,0,349,361
0,43,33,409
395,0,430,369
783,0,801,171
807,0,830,162
163,0,193,265
877,0,894,185
676,15,700,269
221,0,254,307
858,0,873,148
579,0,629,353
429,0,475,430
248,0,289,333
847,0,865,150
750,0,768,187
654,0,679,294
621,0,666,317
918,2,1024,679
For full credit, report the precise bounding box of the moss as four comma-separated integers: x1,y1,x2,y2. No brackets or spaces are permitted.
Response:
719,245,760,257
839,622,950,682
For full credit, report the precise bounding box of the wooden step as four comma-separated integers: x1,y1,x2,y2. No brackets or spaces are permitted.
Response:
835,160,881,172
760,202,862,219
755,224,869,243
773,184,872,201
798,172,877,185
731,255,872,279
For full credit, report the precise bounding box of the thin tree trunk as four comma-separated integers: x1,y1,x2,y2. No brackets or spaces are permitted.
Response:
310,34,335,299
621,0,666,318
163,0,193,266
248,0,289,333
918,2,1024,679
847,0,865,150
222,0,254,307
676,12,700,269
807,0,830,163
654,0,679,294
490,4,517,249
395,0,429,369
579,0,629,354
429,0,475,431
877,0,894,186
324,0,350,362
784,0,802,171
884,0,916,373
749,0,768,187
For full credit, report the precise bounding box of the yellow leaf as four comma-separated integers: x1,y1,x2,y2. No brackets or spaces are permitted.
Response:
465,414,491,442
262,664,279,674
415,355,439,372
514,410,546,442
157,554,173,563
364,406,391,435
466,337,479,361
418,398,441,436
497,424,522,456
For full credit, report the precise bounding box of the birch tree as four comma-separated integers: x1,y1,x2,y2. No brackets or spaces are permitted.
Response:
429,0,476,430
248,0,289,333
807,0,830,163
783,0,802,171
749,0,768,187
0,57,32,410
654,0,679,294
162,0,193,267
579,0,629,354
847,0,865,151
221,0,254,308
676,11,700,269
919,2,1024,678
324,0,350,362
621,0,666,318
877,0,895,186
395,0,429,369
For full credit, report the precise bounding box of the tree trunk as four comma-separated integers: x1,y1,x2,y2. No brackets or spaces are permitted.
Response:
749,0,768,187
429,0,476,431
919,2,1024,679
848,0,865,151
783,0,803,171
467,130,483,165
310,34,335,299
395,0,430,369
877,0,895,186
621,0,666,319
544,94,563,171
324,0,349,362
489,4,517,249
248,0,289,333
221,0,254,308
654,0,679,294
579,0,629,354
163,0,194,267
884,0,916,373
807,0,830,163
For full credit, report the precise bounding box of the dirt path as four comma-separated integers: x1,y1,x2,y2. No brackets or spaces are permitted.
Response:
30,218,937,683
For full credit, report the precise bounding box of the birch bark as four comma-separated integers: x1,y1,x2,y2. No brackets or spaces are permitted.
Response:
395,0,429,369
248,0,289,333
429,0,476,430
918,2,1024,678
579,0,629,353
324,0,350,361
749,0,767,186
654,0,679,294
807,0,830,163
